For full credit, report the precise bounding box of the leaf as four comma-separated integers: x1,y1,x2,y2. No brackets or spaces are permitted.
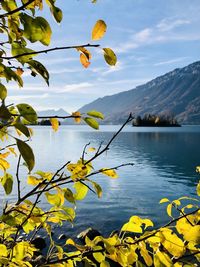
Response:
0,158,10,171
166,203,173,217
20,14,52,46
14,122,30,138
1,173,13,195
45,192,62,206
84,117,99,130
72,111,81,123
16,103,37,123
0,244,7,257
88,147,96,152
16,68,24,76
159,198,170,204
121,222,143,233
50,118,59,132
100,261,110,267
87,110,104,119
27,60,49,86
92,181,102,198
27,175,43,186
80,53,90,68
0,83,7,100
66,238,75,246
74,182,88,201
100,168,118,178
16,139,35,172
197,181,200,196
92,20,107,40
50,6,63,23
77,47,91,60
103,48,117,66
64,188,75,203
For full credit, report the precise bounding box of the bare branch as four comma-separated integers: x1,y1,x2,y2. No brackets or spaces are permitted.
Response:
1,44,100,60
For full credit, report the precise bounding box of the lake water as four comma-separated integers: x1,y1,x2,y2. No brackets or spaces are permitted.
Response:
1,125,200,238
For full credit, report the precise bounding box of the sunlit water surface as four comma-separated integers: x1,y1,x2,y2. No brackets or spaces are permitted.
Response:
1,125,200,238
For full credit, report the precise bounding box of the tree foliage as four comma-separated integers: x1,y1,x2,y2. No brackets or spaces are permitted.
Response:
0,1,199,266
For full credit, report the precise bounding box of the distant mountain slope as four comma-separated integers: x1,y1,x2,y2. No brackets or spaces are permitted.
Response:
37,108,69,117
79,61,200,124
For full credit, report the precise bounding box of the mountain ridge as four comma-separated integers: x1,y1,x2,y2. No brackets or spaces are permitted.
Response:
79,61,200,124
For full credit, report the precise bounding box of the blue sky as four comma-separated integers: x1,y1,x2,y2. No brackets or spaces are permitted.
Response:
7,0,200,112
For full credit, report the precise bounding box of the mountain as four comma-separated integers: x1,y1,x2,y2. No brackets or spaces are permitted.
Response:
79,61,200,124
37,108,70,117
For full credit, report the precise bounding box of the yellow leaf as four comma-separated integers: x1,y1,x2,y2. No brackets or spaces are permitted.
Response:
77,47,91,60
0,244,7,257
159,228,185,257
80,53,90,68
159,198,170,204
88,147,96,152
100,168,118,178
166,203,173,217
27,175,43,186
183,225,200,244
121,222,143,233
155,251,172,267
66,238,75,246
0,158,10,171
196,166,200,173
100,260,110,267
140,242,153,266
0,152,10,159
74,182,88,200
197,181,200,196
72,111,81,123
103,48,117,66
50,118,59,132
8,147,17,156
92,20,107,40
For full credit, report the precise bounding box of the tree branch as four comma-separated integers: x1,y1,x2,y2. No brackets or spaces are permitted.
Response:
16,155,21,202
0,0,35,19
0,44,100,60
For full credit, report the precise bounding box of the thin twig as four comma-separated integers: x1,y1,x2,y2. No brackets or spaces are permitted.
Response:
16,155,21,202
85,113,134,165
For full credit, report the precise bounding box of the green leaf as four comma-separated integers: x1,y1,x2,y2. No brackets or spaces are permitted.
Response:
14,122,30,138
74,182,88,200
12,42,36,64
84,117,99,130
92,181,102,198
20,14,52,46
87,110,104,120
1,173,13,195
64,188,75,203
16,103,37,123
16,139,35,172
50,6,63,23
103,48,117,66
0,83,7,100
100,261,110,267
0,104,11,120
27,60,49,86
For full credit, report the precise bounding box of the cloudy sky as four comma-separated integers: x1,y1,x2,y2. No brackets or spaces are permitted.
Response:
7,0,200,112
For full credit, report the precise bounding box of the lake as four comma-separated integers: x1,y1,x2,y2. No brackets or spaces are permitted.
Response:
1,125,200,238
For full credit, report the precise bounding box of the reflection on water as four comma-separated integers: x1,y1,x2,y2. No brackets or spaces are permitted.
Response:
0,125,200,236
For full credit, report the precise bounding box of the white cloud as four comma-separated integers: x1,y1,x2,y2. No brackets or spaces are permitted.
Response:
113,17,198,54
59,82,94,93
157,18,190,32
154,57,189,66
